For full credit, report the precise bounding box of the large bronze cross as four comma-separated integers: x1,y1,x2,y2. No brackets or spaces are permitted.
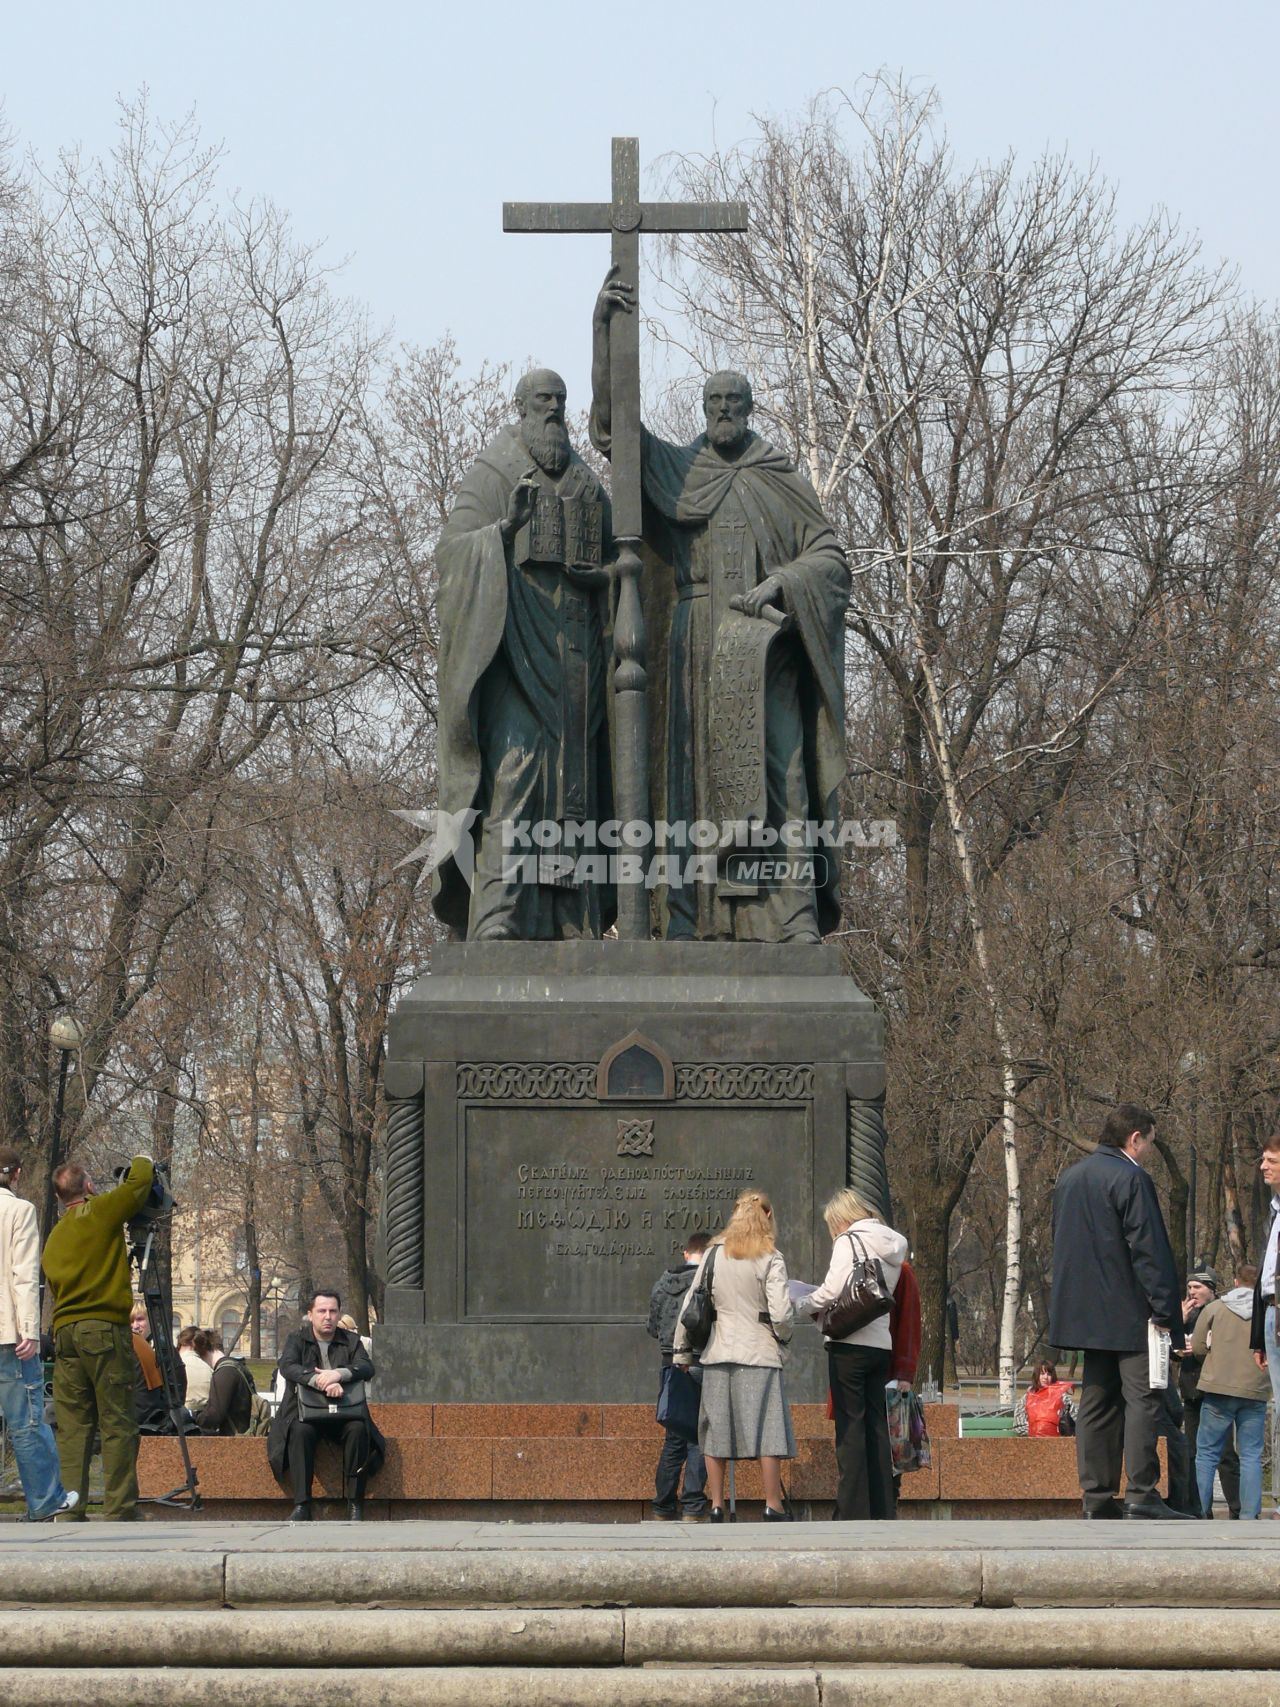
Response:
504,138,747,939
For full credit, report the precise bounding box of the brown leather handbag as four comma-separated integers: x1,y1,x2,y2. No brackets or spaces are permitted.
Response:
817,1230,893,1339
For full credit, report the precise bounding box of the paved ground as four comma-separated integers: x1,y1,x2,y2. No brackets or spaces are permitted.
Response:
0,1516,1276,1553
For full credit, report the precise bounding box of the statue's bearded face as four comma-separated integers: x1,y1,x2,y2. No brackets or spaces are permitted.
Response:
704,374,753,454
517,371,571,476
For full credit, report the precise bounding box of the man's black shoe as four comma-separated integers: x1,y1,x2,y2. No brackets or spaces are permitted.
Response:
1122,1497,1196,1519
1082,1499,1124,1519
348,1499,365,1522
289,1501,313,1522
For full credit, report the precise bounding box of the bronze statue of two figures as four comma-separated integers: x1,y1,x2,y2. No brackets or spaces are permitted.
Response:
432,141,851,947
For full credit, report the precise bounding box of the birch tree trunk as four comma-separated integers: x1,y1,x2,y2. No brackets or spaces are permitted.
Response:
902,541,1022,1403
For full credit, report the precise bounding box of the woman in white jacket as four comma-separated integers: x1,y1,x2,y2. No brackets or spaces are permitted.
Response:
800,1187,908,1519
673,1189,795,1522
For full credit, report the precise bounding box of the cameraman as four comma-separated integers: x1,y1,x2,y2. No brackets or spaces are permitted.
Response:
41,1154,154,1522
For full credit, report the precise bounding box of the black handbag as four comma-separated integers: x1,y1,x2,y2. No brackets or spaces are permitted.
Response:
817,1230,893,1339
679,1245,719,1353
656,1364,701,1443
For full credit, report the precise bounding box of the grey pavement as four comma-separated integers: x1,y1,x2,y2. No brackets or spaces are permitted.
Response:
0,1515,1276,1551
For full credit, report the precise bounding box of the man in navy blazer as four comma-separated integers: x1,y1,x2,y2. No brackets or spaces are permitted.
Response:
1050,1103,1191,1519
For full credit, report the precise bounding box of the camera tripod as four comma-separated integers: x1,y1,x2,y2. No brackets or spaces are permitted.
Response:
128,1222,201,1510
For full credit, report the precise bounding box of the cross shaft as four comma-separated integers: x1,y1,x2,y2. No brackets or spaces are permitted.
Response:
503,137,746,538
502,138,747,939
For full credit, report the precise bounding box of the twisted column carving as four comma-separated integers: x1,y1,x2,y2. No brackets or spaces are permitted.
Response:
384,1091,425,1288
847,1092,891,1223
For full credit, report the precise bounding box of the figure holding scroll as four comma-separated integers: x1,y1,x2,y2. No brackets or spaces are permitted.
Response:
591,271,850,942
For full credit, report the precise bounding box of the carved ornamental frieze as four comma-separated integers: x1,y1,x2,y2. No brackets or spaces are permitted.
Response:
456,1061,814,1102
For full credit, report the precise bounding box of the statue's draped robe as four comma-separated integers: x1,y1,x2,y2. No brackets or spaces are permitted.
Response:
623,425,849,939
433,425,614,939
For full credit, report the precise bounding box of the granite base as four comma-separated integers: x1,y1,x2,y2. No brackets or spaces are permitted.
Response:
378,941,885,1405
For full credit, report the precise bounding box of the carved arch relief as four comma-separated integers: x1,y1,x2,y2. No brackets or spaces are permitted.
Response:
595,1030,675,1102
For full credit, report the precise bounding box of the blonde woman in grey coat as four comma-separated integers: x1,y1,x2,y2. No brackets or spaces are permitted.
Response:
673,1188,795,1521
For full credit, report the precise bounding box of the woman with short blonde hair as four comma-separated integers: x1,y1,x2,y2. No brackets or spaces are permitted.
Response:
673,1188,796,1521
799,1185,908,1519
823,1188,881,1237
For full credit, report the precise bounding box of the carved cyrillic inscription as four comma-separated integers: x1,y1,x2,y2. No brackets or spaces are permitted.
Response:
464,1102,811,1318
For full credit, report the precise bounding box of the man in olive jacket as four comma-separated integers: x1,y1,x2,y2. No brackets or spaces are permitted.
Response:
41,1154,154,1521
267,1289,384,1521
1049,1104,1187,1520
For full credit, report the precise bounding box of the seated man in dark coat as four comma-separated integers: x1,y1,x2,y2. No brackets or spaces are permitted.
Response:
1049,1102,1189,1520
267,1289,384,1521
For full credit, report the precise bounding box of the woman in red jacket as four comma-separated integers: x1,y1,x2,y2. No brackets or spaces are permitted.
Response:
1015,1359,1076,1436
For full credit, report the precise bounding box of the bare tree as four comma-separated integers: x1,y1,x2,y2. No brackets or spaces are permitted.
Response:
655,83,1227,1381
0,99,387,1214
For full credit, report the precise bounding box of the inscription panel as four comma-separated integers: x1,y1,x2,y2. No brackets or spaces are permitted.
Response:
463,1104,812,1321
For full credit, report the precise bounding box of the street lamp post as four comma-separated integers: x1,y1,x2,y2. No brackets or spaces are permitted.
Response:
43,1013,84,1238
1188,1143,1199,1274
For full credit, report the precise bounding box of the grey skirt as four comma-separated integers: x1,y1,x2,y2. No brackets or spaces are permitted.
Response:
698,1363,796,1460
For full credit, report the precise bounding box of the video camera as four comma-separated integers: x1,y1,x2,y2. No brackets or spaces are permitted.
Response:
112,1161,176,1231
114,1160,201,1509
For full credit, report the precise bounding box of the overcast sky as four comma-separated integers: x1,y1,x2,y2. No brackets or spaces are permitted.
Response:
5,1,1276,404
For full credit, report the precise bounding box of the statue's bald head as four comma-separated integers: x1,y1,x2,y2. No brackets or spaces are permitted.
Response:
703,370,753,455
515,368,571,475
514,369,567,419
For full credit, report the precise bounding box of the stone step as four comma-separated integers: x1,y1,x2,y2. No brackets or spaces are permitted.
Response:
2,1605,1279,1670
9,1669,1280,1707
3,1527,1280,1611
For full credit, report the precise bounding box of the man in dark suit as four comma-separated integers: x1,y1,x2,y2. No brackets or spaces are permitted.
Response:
266,1290,384,1521
1050,1103,1191,1520
1249,1135,1280,1418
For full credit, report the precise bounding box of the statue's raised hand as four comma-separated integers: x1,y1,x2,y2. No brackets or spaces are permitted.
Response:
594,263,635,327
500,468,539,543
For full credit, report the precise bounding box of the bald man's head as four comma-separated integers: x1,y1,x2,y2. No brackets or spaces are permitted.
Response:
515,368,570,474
703,371,753,455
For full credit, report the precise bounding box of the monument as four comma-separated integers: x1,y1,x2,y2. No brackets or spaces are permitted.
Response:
431,366,615,941
375,139,887,1404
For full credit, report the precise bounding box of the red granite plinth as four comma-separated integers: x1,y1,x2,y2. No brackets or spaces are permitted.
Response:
433,1403,601,1437
368,1403,434,1435
137,1400,1103,1518
493,1437,656,1501
938,1437,1084,1502
137,1435,492,1502
601,1405,665,1439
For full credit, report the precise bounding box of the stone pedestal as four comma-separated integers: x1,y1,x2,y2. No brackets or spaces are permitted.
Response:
376,941,885,1403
